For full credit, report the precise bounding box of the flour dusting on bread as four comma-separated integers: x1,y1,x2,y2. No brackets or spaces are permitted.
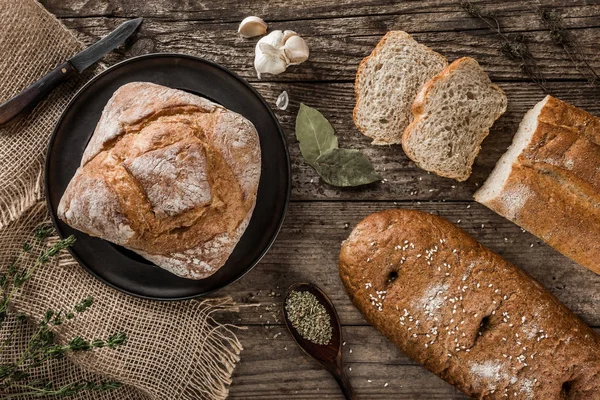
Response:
339,209,600,398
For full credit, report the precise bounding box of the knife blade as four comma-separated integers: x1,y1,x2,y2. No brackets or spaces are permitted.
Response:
0,17,143,126
70,18,143,72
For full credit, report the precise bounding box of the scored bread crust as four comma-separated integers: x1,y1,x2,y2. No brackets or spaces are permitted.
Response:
339,209,600,399
58,82,261,280
475,95,600,275
402,57,507,181
353,31,448,145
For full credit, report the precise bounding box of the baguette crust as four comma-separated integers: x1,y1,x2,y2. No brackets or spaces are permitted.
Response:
339,209,600,399
58,82,261,280
476,96,600,275
353,31,447,145
403,57,507,181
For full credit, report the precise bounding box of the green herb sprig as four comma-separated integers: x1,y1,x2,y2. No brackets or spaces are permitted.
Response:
460,1,547,91
2,380,122,399
0,225,127,398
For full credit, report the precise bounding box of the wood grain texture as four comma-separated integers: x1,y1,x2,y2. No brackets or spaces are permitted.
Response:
57,15,600,82
49,1,600,398
43,0,600,24
231,323,600,399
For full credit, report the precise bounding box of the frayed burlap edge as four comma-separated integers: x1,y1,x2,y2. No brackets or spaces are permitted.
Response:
0,160,43,231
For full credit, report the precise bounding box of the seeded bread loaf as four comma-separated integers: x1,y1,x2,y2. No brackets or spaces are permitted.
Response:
403,57,507,181
58,82,261,280
475,95,600,275
339,209,600,399
353,31,448,145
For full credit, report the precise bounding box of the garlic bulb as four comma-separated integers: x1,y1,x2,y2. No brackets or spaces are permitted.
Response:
238,16,267,38
254,40,287,79
254,30,310,78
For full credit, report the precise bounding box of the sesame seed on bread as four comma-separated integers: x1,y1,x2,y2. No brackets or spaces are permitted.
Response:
339,209,600,399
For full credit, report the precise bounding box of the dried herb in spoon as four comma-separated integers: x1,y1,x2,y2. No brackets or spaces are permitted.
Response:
285,290,332,345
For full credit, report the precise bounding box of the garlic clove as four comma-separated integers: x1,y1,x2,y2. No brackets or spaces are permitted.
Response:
261,30,286,48
282,30,298,42
238,16,267,38
254,40,288,79
258,41,282,57
283,35,310,65
276,91,289,110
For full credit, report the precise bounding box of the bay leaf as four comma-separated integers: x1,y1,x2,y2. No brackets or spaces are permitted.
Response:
314,148,381,187
295,103,338,166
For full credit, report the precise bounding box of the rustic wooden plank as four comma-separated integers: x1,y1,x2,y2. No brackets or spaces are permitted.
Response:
44,0,600,25
230,365,469,399
235,325,415,365
229,323,600,398
219,201,600,327
231,356,468,399
59,16,600,82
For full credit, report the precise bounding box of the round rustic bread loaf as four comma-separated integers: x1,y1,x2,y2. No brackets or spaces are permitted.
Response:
339,209,600,399
58,82,261,280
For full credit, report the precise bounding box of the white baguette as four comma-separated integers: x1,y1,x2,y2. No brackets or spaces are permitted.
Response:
475,95,600,275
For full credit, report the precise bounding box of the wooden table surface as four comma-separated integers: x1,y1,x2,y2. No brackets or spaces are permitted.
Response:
44,0,600,398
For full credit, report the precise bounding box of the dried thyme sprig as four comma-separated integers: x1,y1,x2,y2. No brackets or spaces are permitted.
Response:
0,226,127,398
536,7,600,88
461,1,547,91
0,234,76,322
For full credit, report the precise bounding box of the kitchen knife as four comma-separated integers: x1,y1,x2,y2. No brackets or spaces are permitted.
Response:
0,17,143,127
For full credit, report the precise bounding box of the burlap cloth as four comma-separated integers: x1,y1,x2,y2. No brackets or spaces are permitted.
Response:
0,1,244,399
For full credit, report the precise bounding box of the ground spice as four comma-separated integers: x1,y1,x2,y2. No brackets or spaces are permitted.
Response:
285,290,332,345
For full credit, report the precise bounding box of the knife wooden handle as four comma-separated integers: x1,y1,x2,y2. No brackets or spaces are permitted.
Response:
0,61,77,127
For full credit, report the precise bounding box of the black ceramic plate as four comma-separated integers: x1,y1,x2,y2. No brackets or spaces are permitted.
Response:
45,54,290,300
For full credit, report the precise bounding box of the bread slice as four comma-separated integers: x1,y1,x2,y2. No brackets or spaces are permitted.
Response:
475,95,600,275
353,31,448,145
402,57,507,181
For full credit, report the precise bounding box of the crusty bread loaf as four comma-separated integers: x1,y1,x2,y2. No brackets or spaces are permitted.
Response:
475,95,600,275
403,57,507,181
353,31,448,145
339,209,600,399
58,82,261,280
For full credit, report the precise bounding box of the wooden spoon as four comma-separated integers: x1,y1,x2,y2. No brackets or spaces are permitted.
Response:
282,282,357,399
